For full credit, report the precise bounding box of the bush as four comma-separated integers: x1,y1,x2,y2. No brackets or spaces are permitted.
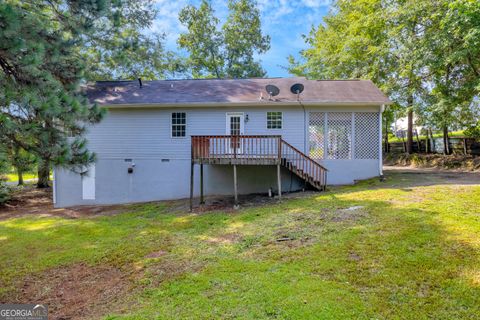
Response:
0,146,11,204
0,183,10,204
464,122,480,139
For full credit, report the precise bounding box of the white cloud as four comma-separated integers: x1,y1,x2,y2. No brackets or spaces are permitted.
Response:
302,0,332,8
151,0,189,49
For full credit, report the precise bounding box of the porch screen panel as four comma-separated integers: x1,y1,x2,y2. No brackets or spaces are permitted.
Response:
327,112,352,159
354,112,379,159
309,112,325,159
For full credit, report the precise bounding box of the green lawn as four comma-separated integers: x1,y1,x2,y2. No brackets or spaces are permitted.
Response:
0,172,479,319
4,172,37,182
388,130,465,143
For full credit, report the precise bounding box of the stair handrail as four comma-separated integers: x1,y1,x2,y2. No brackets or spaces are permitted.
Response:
280,139,328,171
280,138,328,189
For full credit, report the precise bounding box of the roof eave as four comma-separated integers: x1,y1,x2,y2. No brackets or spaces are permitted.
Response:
96,100,393,109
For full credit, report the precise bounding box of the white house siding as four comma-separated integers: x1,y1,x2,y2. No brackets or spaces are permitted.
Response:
54,104,382,207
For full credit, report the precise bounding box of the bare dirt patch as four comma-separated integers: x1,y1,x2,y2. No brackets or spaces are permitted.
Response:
144,250,167,259
183,191,319,213
140,258,205,289
332,206,369,222
0,186,128,221
7,255,204,320
204,232,243,244
10,263,133,320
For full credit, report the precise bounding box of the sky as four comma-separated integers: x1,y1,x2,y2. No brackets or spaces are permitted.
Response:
152,0,332,77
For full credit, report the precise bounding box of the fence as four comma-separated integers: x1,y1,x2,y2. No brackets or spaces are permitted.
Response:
386,137,480,156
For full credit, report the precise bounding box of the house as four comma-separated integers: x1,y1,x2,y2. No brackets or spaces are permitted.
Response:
53,77,391,208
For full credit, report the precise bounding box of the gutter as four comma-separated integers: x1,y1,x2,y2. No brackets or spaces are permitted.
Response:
97,101,393,109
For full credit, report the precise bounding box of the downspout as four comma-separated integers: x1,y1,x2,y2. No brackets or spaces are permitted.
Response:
295,95,307,153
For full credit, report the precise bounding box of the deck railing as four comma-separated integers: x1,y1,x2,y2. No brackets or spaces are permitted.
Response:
191,135,327,190
192,135,282,161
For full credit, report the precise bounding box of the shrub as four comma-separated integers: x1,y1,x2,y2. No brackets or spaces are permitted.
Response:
0,178,10,205
464,122,480,139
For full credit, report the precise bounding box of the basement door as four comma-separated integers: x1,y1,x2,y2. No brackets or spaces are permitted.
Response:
226,112,244,154
82,164,95,200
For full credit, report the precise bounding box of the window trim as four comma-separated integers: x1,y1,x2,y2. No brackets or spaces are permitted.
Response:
171,112,187,138
266,111,283,129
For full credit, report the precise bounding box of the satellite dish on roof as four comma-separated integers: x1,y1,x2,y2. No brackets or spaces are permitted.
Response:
290,83,304,94
265,84,280,97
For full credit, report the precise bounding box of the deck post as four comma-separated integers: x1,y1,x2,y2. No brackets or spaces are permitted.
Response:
200,163,204,204
189,162,194,211
277,164,282,199
233,164,238,206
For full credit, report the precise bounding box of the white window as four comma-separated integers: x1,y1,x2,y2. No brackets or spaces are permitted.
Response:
267,112,282,129
171,112,186,137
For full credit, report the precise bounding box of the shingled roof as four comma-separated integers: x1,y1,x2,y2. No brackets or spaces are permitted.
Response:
86,77,391,107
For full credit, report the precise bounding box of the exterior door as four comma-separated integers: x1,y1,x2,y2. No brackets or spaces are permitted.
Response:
226,113,244,154
82,164,95,200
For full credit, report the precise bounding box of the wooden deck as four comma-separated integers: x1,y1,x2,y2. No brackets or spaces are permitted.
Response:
190,135,328,210
192,135,281,165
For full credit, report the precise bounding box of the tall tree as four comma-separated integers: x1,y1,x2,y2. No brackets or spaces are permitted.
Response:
421,0,480,154
1,0,179,188
288,0,428,154
80,0,182,80
178,0,270,78
0,1,106,187
1,140,37,186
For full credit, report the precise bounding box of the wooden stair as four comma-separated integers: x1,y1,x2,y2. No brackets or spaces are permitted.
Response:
280,139,327,191
191,135,328,191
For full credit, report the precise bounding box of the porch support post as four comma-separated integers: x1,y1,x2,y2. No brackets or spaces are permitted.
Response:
233,164,238,206
379,105,384,176
200,163,204,204
277,164,282,199
189,162,194,211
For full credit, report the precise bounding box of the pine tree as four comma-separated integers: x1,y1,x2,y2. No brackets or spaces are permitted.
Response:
0,0,178,187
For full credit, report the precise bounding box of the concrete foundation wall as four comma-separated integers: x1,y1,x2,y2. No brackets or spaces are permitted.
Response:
54,160,304,207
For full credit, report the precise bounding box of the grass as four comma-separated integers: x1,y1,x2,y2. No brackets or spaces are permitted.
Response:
4,172,37,182
1,173,480,319
3,171,53,183
388,130,465,143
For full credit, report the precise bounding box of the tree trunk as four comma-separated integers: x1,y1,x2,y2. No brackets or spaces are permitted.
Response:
442,126,450,155
17,169,24,186
406,107,414,154
37,161,50,188
13,147,24,186
415,130,421,153
428,128,434,153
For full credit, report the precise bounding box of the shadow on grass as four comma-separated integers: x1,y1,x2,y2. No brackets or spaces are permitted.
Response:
119,189,480,319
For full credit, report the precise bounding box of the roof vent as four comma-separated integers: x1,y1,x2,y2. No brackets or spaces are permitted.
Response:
138,78,142,88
